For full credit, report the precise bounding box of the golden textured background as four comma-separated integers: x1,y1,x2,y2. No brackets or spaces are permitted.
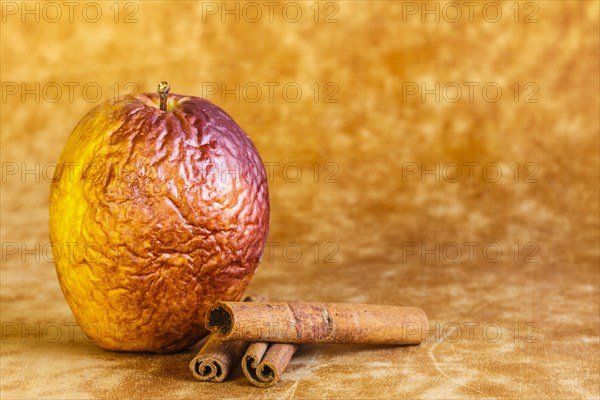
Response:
1,1,598,398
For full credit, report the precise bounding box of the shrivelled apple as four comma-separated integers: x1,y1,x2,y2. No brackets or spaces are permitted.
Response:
49,82,269,352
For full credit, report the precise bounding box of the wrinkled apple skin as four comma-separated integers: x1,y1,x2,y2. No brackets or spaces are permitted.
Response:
49,92,269,352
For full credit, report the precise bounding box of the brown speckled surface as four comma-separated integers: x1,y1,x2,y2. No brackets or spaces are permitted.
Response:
1,1,599,398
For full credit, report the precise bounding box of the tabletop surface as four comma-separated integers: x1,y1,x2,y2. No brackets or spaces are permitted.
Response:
1,1,599,398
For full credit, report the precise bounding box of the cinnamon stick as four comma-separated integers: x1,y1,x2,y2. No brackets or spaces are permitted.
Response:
189,334,249,382
189,295,266,382
206,302,428,345
242,342,299,387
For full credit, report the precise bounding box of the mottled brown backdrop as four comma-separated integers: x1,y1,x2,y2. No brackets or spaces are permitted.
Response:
1,1,598,398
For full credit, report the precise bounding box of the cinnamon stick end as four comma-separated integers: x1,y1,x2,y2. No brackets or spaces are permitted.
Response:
190,358,224,382
206,302,234,337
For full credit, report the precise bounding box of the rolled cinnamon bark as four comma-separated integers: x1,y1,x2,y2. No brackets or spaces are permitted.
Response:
189,295,267,382
242,342,299,387
206,302,428,345
189,334,248,382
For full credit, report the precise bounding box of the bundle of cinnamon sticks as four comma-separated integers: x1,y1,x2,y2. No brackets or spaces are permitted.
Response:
190,295,428,387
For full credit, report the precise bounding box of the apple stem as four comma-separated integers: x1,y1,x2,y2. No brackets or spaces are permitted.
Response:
158,81,170,111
